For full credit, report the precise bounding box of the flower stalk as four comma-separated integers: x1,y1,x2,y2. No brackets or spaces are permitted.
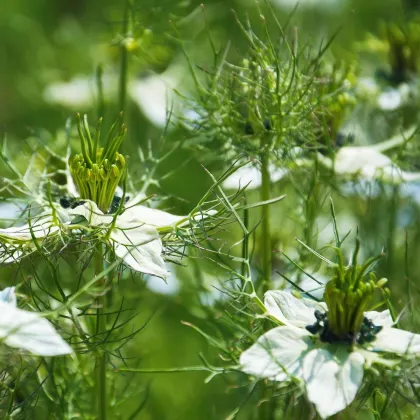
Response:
119,0,134,114
95,243,107,420
260,149,272,292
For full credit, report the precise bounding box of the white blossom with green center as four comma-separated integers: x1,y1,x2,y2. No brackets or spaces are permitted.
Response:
0,287,72,356
239,243,420,419
240,290,420,419
0,114,214,279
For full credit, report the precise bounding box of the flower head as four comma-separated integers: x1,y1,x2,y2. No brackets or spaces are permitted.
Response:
240,244,420,418
69,114,127,213
0,287,72,356
240,289,420,418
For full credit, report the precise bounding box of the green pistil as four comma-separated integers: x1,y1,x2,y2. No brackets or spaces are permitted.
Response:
69,114,127,213
322,241,389,343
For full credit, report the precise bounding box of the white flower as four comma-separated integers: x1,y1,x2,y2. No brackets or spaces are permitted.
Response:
356,77,380,98
69,200,207,279
240,290,420,419
129,64,184,128
222,162,288,190
0,287,72,356
356,77,413,111
223,129,420,192
377,84,411,111
0,193,213,278
333,147,420,183
316,129,420,184
43,76,95,109
270,0,347,11
43,74,117,110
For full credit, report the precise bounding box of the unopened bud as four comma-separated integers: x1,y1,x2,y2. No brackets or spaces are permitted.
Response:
112,165,120,178
291,290,302,299
377,278,388,288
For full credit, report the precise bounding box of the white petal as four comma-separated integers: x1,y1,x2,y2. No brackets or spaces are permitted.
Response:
146,269,180,296
303,348,364,419
364,310,394,327
377,89,402,111
0,303,72,356
335,147,393,178
120,205,216,230
272,0,346,10
69,201,111,226
222,164,287,190
223,165,263,190
240,326,313,381
371,327,420,354
356,77,380,97
0,202,22,220
43,76,95,109
120,205,186,228
125,191,147,207
0,287,17,306
264,290,327,327
0,214,59,242
111,223,168,279
129,69,178,127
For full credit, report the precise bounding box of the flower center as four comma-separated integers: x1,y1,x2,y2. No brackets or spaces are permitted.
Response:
306,310,383,345
320,240,389,343
69,114,127,213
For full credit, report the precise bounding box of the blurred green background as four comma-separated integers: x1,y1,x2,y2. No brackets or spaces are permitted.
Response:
2,0,420,419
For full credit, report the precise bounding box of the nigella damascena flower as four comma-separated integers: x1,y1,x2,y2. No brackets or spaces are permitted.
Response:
239,244,420,418
0,287,72,356
240,290,420,419
0,115,215,279
223,128,420,191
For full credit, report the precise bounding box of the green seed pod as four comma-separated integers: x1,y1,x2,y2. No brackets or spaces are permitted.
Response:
377,278,388,288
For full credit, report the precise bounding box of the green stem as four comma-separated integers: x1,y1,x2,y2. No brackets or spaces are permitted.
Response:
5,386,15,420
260,150,271,292
95,244,107,420
119,1,131,114
258,142,272,420
96,64,105,119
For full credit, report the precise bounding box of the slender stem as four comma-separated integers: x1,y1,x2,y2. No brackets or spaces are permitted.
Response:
260,150,271,292
96,64,105,119
258,140,273,420
119,1,131,115
5,387,15,420
241,205,249,279
95,244,107,420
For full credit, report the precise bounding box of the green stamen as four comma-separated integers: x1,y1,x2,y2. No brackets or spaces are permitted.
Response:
69,114,127,213
323,241,389,343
